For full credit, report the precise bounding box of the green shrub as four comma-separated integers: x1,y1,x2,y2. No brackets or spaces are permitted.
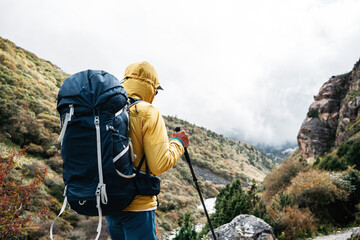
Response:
315,155,347,171
200,180,257,236
348,91,360,100
174,212,197,240
337,141,353,157
285,169,357,225
314,139,360,171
344,169,360,225
250,200,269,223
45,179,64,203
271,192,293,211
263,149,308,201
307,109,319,118
342,140,360,169
337,139,360,170
213,180,254,224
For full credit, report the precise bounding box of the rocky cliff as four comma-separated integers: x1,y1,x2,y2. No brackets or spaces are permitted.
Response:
298,59,360,162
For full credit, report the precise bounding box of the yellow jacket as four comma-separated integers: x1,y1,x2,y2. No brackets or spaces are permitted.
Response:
122,61,184,211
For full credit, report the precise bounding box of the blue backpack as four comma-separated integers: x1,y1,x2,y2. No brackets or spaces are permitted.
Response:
50,70,137,239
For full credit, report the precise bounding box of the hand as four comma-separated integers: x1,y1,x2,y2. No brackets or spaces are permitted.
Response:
172,130,190,148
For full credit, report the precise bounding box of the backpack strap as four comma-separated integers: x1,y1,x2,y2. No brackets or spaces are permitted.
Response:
57,104,74,144
135,155,150,174
94,115,108,240
128,97,143,114
50,186,68,239
129,97,142,107
129,139,136,163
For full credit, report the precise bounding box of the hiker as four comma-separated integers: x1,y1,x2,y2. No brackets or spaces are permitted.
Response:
105,61,190,239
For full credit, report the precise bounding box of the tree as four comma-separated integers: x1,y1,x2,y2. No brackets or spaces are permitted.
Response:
174,212,197,240
200,179,258,237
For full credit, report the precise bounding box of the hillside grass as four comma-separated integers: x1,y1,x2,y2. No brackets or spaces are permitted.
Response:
164,116,276,183
0,36,68,157
260,138,360,239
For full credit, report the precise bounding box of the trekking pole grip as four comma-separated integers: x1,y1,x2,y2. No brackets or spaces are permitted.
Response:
174,126,190,158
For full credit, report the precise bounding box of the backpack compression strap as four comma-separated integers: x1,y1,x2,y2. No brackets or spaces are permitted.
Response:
50,186,68,239
94,115,108,240
51,104,73,238
58,104,74,144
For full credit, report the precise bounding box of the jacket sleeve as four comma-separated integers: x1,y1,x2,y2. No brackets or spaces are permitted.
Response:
142,105,184,176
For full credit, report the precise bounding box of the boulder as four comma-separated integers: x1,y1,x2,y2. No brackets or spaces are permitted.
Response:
348,227,360,240
207,214,276,240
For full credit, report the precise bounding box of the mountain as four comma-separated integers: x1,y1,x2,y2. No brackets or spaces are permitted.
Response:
265,147,297,163
0,36,275,239
298,59,360,162
256,142,298,163
260,59,360,239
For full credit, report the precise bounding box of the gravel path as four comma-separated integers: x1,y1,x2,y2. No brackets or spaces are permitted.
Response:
311,228,359,240
193,165,230,185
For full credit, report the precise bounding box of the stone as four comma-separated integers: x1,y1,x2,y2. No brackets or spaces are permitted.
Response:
207,214,276,240
348,227,360,240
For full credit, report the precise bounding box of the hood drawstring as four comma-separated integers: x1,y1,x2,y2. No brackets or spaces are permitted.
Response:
135,104,139,113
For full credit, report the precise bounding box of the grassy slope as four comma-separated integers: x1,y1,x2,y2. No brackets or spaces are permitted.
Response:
261,62,360,239
0,36,275,239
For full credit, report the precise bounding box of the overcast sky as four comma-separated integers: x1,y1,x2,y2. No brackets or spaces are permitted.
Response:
1,0,360,148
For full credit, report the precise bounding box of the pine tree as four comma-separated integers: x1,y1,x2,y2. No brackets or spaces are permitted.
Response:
174,212,197,240
200,179,258,237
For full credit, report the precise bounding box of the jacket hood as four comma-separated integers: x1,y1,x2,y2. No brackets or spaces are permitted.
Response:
123,61,160,103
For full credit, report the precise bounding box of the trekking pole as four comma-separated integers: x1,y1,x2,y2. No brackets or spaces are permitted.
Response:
175,127,217,240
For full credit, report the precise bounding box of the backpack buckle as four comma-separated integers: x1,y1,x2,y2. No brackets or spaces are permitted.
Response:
95,186,101,196
94,116,100,125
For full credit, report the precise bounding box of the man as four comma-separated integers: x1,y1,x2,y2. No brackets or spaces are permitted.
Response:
105,61,189,239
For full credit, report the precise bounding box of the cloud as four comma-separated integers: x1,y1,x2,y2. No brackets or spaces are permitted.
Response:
1,0,360,147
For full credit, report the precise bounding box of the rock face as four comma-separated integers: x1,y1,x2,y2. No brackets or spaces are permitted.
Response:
298,60,360,162
207,214,276,240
